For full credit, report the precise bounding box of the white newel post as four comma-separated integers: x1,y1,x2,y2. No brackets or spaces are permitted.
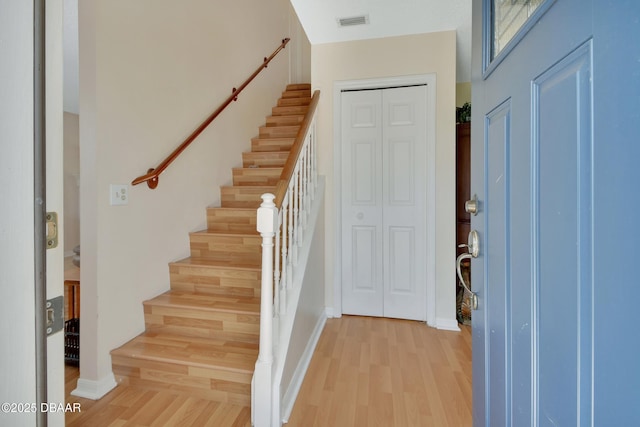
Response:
255,193,278,427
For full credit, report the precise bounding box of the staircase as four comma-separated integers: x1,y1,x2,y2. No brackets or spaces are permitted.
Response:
111,83,312,407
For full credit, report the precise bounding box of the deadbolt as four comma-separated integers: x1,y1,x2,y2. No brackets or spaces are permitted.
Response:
465,194,478,216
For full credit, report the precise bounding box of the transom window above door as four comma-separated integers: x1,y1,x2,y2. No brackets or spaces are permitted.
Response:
492,0,544,58
484,0,554,76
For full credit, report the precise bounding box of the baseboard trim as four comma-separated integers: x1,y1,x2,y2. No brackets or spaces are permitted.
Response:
436,317,461,332
325,307,341,318
281,311,327,423
71,373,117,400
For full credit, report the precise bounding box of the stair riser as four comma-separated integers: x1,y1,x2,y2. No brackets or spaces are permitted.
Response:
112,357,252,407
190,235,261,263
272,105,308,116
251,138,294,153
232,168,282,186
259,126,299,138
266,115,304,126
144,305,259,340
206,209,257,234
277,97,311,107
242,152,289,168
169,264,261,297
221,187,273,208
282,89,311,99
286,83,311,91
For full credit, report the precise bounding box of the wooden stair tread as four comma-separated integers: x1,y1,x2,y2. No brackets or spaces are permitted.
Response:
193,228,258,236
231,166,282,173
112,331,257,373
281,90,311,98
272,105,309,116
258,125,300,136
171,256,261,271
266,115,305,125
145,291,260,314
277,97,311,107
251,136,294,143
250,138,295,153
220,185,275,189
207,207,256,213
286,83,311,90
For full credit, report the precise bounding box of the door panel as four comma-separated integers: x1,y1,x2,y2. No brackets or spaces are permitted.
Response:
388,139,414,204
471,0,598,425
342,91,384,316
342,85,427,321
349,226,382,316
485,101,511,426
382,86,426,321
534,41,593,425
387,226,414,294
352,140,377,205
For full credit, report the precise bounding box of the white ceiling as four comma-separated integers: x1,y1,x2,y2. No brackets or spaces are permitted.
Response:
290,0,472,82
62,0,472,114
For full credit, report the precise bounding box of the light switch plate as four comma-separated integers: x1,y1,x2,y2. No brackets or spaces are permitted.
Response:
110,184,128,206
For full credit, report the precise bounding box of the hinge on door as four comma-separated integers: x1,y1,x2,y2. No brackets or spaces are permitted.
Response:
46,211,58,249
46,296,64,336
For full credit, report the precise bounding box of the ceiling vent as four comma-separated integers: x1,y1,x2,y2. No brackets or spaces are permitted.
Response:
337,14,369,27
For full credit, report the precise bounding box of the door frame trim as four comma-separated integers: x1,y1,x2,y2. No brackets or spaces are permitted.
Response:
332,74,437,325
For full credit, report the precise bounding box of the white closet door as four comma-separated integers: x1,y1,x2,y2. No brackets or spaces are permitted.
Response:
341,85,427,321
341,90,384,316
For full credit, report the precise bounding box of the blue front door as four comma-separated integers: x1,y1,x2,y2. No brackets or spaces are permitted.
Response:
471,0,640,425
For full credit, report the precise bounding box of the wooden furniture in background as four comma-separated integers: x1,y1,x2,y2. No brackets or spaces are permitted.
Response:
456,122,471,256
64,262,80,320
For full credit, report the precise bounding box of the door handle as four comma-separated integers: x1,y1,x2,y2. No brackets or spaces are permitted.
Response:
457,229,480,310
456,253,477,310
463,230,479,258
458,230,480,258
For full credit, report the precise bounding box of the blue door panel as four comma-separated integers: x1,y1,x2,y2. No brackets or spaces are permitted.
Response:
485,102,511,427
592,4,640,425
471,0,640,426
533,40,593,427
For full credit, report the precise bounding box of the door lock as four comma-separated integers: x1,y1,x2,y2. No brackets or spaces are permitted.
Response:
465,194,479,216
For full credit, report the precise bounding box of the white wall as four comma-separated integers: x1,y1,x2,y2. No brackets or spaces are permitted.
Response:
77,0,294,395
312,31,458,327
0,1,37,424
64,112,80,255
280,188,326,417
289,4,312,84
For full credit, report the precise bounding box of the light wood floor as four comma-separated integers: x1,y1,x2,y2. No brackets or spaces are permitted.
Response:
286,316,472,426
65,316,471,426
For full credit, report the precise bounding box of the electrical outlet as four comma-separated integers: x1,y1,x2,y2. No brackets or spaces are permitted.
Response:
110,184,129,206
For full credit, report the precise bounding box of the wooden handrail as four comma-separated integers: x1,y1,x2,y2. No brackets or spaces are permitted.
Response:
274,90,320,207
132,38,291,189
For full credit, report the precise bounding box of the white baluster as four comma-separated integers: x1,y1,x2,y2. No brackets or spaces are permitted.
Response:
273,207,281,318
287,182,295,288
279,198,288,315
